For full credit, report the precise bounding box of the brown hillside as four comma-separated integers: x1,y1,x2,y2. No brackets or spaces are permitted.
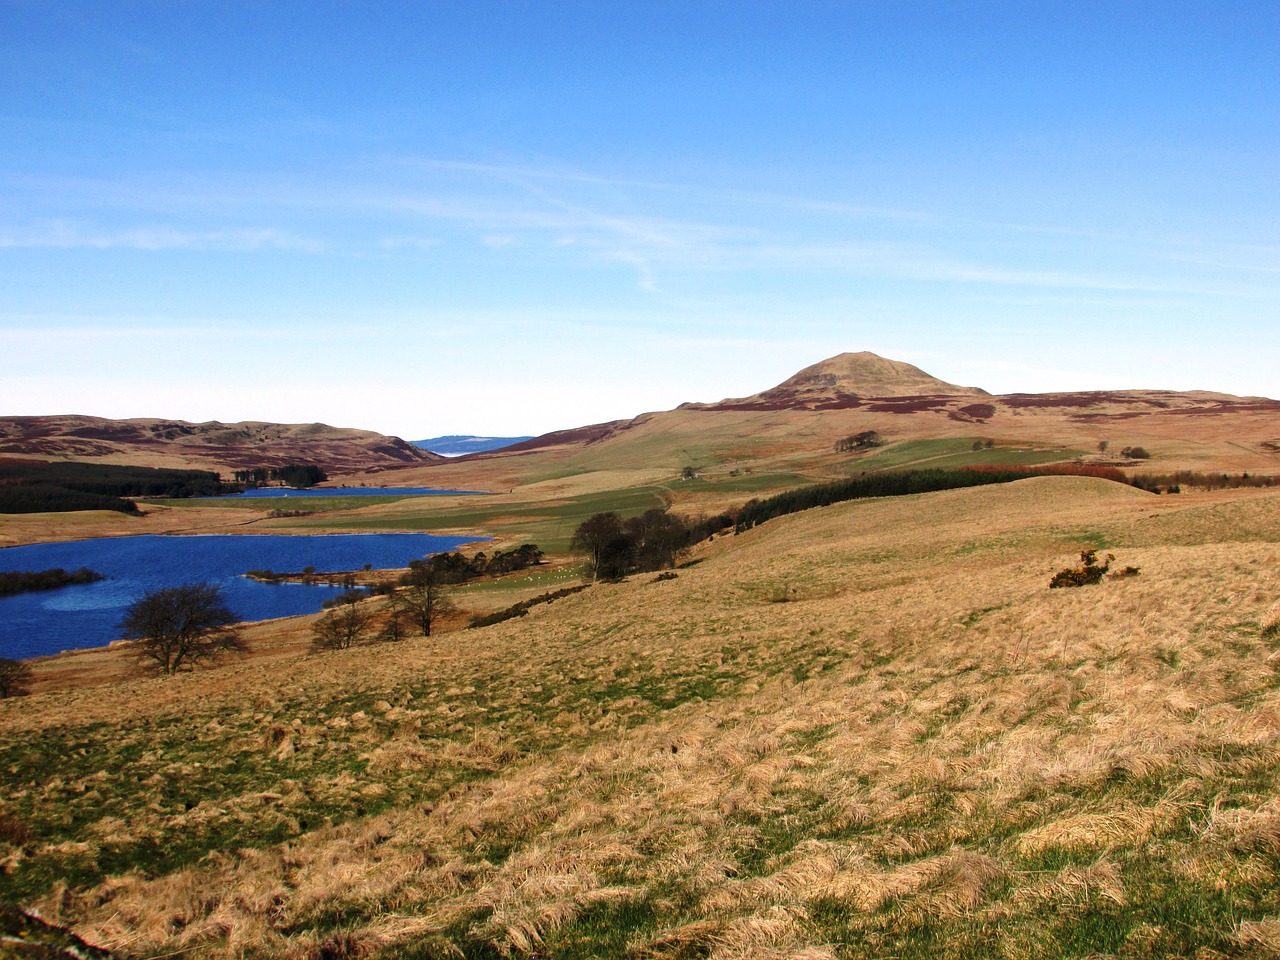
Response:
0,416,442,477
8,479,1280,958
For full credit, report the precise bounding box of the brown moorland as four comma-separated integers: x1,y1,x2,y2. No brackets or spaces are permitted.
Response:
0,417,441,476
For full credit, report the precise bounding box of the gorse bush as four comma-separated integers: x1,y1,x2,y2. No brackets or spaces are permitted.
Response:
1049,549,1115,588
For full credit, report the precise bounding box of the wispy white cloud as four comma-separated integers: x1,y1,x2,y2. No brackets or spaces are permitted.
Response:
4,157,1275,305
0,220,323,252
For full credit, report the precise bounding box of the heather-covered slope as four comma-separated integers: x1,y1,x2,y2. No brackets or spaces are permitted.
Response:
6,478,1280,958
0,416,441,476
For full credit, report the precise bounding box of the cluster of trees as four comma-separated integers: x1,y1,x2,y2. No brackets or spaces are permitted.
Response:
110,569,471,669
231,464,328,488
309,543,553,647
0,567,103,598
833,430,885,453
0,462,235,514
416,544,544,583
311,562,456,650
1099,440,1151,460
570,508,716,579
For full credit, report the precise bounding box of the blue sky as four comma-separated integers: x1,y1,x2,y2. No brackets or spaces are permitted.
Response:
3,1,1277,438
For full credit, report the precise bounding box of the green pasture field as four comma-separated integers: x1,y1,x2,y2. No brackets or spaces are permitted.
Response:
850,438,1083,473
274,485,670,553
153,494,423,513
675,471,812,493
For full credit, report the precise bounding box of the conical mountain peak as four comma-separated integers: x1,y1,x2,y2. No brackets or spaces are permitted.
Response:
753,352,988,403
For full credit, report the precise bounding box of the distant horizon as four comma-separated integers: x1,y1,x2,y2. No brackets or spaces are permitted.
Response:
5,4,1277,437
6,342,1277,444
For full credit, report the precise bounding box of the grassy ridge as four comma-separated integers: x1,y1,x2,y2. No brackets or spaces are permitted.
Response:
734,465,1126,532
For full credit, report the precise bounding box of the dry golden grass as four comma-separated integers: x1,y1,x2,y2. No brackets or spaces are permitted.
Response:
5,479,1280,958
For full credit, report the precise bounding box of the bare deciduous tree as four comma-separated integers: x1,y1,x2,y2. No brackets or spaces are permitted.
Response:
310,596,373,651
0,657,33,697
118,583,245,675
398,565,454,637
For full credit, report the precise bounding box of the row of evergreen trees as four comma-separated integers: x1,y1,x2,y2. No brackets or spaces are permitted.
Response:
0,461,236,513
230,464,327,488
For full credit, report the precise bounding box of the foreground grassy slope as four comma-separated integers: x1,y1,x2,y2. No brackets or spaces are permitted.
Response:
4,479,1280,958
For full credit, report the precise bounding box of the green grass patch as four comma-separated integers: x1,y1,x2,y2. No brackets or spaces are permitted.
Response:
852,439,1080,473
153,494,426,512
675,471,812,494
277,486,670,552
454,565,584,598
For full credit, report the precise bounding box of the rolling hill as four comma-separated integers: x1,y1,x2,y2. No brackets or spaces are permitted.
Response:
383,351,1280,495
0,416,442,477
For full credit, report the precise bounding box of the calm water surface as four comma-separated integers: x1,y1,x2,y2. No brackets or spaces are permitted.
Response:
0,533,480,660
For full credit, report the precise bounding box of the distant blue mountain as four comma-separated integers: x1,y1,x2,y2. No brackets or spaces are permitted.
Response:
412,435,535,457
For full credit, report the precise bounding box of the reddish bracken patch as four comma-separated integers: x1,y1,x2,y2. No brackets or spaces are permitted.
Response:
865,397,951,414
64,424,149,442
1069,412,1147,423
1164,400,1280,416
1001,393,1124,409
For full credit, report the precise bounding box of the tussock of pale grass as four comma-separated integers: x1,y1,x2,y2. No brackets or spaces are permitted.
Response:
1012,859,1127,909
1234,918,1280,955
